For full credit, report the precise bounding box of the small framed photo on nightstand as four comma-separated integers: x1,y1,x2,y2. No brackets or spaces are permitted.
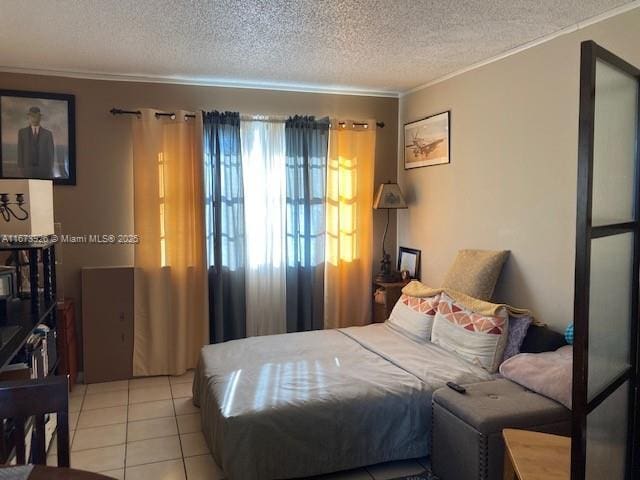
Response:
398,247,421,280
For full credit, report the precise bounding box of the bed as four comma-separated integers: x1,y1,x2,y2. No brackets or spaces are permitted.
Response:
193,322,493,480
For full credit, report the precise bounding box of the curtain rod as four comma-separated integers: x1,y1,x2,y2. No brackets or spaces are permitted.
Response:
109,108,384,128
110,108,196,119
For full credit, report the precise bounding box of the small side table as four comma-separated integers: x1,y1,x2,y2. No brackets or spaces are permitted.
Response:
502,429,570,480
372,279,410,323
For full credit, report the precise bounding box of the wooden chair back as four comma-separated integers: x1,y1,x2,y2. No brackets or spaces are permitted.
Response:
0,375,69,467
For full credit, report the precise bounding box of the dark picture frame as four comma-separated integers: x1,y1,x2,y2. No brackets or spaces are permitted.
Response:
404,110,450,169
0,89,76,185
397,247,421,280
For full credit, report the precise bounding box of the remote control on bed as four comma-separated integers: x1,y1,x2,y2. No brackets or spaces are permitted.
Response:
446,382,466,394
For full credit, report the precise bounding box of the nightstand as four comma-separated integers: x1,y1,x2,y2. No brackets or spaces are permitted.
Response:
372,279,410,323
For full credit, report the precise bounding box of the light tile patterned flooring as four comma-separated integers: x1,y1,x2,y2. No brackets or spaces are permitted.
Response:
49,371,428,480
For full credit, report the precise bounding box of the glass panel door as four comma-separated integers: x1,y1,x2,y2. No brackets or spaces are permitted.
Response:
591,60,639,226
587,233,633,400
585,381,629,480
573,41,640,480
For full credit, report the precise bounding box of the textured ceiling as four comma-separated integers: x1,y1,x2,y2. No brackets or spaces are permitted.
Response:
0,0,633,95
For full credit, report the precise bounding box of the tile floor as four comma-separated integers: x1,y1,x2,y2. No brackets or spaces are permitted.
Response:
48,371,429,480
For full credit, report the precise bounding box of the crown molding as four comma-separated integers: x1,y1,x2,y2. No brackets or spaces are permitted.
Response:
1,1,637,100
0,65,400,99
400,1,640,97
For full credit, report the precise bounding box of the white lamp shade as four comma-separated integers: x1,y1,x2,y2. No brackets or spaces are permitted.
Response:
0,179,54,236
374,183,407,209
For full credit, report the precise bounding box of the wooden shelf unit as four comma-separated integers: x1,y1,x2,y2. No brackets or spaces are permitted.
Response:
0,241,58,465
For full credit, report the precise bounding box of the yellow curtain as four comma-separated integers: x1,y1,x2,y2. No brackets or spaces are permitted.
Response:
132,110,208,376
324,121,376,328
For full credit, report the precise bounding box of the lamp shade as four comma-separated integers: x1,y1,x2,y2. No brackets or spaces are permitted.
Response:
374,182,407,209
0,179,54,236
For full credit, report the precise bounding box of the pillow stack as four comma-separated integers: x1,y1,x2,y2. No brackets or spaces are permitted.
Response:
385,248,537,373
387,289,530,374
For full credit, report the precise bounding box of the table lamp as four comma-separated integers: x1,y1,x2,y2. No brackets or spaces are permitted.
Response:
373,181,407,282
0,179,54,238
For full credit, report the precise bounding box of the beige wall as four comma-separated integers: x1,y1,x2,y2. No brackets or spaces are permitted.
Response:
397,8,640,331
0,73,398,341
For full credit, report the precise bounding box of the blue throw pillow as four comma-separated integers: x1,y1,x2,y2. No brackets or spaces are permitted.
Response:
565,323,574,345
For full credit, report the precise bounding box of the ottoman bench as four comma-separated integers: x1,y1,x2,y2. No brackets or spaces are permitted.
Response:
431,378,570,480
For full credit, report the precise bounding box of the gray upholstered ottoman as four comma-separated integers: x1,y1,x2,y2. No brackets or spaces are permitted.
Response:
431,379,570,480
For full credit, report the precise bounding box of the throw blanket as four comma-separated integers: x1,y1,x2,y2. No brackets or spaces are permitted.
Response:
500,345,573,409
402,281,541,324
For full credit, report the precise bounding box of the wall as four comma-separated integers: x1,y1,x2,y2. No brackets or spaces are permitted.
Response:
397,7,640,330
0,73,398,345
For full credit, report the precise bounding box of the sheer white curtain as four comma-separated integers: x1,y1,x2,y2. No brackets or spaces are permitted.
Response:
240,119,287,336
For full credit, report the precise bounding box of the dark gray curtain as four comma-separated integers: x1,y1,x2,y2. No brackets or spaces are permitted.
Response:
285,116,329,332
203,111,246,343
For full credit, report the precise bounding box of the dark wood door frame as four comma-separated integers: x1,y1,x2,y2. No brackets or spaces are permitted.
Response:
572,40,640,480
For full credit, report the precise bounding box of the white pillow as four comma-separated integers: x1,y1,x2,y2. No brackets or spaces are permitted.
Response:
386,293,440,341
431,293,509,373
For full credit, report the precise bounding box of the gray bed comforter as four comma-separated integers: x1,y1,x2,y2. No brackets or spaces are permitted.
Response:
193,323,492,480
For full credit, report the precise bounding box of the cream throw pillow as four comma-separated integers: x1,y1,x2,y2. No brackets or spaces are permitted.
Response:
442,249,509,301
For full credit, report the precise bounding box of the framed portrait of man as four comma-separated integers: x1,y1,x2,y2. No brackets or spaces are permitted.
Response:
0,90,76,185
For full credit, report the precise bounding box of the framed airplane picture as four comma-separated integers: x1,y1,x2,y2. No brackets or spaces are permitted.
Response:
0,90,76,185
404,110,450,169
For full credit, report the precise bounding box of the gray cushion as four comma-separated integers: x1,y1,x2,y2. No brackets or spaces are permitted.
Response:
432,379,569,434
